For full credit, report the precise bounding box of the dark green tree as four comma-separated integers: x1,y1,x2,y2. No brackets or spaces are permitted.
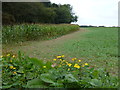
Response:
54,4,78,24
2,2,78,25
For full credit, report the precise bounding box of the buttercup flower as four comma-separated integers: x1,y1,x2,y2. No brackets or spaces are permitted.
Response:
13,67,16,69
12,55,15,58
43,66,46,68
67,63,72,67
61,55,65,58
9,66,14,69
85,63,88,65
57,55,61,59
78,60,81,62
0,55,3,58
60,59,62,61
72,58,77,61
74,64,80,69
7,54,10,56
62,60,66,62
13,72,17,74
68,68,70,71
53,59,57,61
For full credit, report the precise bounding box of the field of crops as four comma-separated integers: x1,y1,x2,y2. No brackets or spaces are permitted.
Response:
2,25,119,88
2,24,79,44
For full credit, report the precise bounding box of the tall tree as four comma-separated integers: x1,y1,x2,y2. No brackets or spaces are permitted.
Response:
54,4,78,24
2,2,78,25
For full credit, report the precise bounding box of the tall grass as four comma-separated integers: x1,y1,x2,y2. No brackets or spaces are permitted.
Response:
2,24,79,44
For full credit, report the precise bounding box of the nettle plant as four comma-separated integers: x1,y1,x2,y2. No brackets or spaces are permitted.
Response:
2,52,118,88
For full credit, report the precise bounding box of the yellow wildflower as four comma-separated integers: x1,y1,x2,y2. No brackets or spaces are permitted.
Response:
63,60,66,62
74,64,80,69
7,54,10,56
72,58,77,61
72,58,74,61
43,66,46,68
9,66,13,69
12,55,15,58
60,59,62,61
13,72,17,74
85,63,88,66
60,60,66,64
0,55,3,58
57,55,61,59
67,63,72,67
53,59,57,61
13,67,16,69
61,55,65,57
78,60,81,62
60,59,62,62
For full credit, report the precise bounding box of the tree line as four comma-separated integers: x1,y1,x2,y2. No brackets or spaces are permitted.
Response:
2,2,78,25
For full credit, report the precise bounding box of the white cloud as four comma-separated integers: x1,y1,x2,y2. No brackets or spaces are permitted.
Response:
50,0,119,26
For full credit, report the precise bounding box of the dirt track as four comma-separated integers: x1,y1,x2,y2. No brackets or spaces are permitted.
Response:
3,28,88,60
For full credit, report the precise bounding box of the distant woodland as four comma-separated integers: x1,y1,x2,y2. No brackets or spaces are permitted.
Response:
2,2,78,25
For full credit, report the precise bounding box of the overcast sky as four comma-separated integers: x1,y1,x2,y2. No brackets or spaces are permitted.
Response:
50,0,119,26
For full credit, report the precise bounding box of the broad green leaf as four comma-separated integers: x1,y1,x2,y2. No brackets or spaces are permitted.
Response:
26,85,48,88
2,85,12,88
65,74,78,83
26,78,48,88
40,73,55,84
27,78,43,86
89,79,102,87
50,83,63,87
